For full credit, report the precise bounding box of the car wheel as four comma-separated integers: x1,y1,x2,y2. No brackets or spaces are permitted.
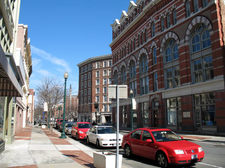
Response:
87,137,90,144
96,139,101,148
124,145,132,158
156,152,168,168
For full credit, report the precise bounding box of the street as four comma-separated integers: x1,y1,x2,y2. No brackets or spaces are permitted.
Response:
71,135,225,168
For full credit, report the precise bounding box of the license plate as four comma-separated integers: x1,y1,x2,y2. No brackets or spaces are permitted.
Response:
191,154,198,159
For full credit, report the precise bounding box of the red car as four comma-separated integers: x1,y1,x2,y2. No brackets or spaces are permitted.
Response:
122,128,204,167
71,122,91,140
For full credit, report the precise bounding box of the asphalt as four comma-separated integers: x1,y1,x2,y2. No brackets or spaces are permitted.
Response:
0,126,225,168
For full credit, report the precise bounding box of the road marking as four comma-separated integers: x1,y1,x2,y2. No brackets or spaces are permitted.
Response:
199,162,224,168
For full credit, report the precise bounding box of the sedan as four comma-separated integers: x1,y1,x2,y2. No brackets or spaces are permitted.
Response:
122,128,204,168
86,125,123,148
65,122,75,135
71,122,91,140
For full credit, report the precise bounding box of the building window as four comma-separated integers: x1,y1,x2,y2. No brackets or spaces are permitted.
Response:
167,14,171,28
191,24,213,83
161,17,165,32
96,62,100,68
108,78,112,84
202,0,208,7
153,72,158,91
96,87,99,94
103,61,107,67
103,78,107,85
153,47,157,65
167,97,181,126
104,95,107,102
113,71,118,84
185,0,191,17
103,70,107,76
96,79,100,85
194,92,215,126
172,9,177,25
129,60,136,79
164,39,179,63
151,22,155,37
193,0,199,13
191,24,211,53
140,102,149,127
109,60,112,66
96,71,100,78
165,66,180,89
96,96,99,102
121,66,127,84
139,54,149,95
103,104,108,112
103,87,107,94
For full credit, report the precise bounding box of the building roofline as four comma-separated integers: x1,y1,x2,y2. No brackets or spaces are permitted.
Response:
77,54,112,67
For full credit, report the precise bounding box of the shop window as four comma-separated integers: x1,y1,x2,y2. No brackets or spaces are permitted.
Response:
167,97,181,126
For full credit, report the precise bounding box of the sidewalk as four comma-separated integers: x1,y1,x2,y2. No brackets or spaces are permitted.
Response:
0,126,95,168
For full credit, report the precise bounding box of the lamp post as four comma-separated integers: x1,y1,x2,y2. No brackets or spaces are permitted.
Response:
60,72,68,139
94,102,98,124
130,89,134,131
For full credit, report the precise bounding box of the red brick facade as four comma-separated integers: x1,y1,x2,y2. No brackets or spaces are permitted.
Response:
110,0,225,135
78,55,112,124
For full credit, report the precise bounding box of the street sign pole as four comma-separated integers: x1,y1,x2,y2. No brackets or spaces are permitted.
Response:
116,85,119,168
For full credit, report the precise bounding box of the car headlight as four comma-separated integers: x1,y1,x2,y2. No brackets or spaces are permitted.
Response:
79,131,84,134
198,147,203,152
100,138,108,141
174,150,184,154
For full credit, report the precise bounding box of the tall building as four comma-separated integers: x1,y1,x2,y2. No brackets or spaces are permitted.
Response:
77,55,112,124
110,0,225,135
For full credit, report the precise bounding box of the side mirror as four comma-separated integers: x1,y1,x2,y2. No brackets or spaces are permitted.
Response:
146,139,153,143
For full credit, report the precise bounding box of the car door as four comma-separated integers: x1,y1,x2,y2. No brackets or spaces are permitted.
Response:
129,130,142,156
139,130,156,159
88,127,96,143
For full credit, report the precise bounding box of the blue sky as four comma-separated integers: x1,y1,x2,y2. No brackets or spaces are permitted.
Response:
19,0,131,94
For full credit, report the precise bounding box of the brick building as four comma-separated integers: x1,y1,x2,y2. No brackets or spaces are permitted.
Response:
77,55,112,124
110,0,225,135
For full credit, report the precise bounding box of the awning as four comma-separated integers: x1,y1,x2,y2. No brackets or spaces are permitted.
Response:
0,47,23,97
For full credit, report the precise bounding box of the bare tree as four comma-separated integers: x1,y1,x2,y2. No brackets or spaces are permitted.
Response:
36,78,64,127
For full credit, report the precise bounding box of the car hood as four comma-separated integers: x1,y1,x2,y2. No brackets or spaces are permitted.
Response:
157,140,200,150
97,134,123,139
78,128,89,132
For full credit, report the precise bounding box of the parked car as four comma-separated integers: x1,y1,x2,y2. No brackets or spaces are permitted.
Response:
122,128,205,168
56,118,63,129
86,125,123,148
65,122,75,135
71,122,91,140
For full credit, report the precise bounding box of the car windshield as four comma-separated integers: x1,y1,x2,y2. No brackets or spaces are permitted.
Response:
97,127,115,134
78,123,90,128
152,130,181,142
66,123,73,127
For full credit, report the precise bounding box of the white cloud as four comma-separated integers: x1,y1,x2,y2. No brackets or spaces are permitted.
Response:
32,58,41,67
31,45,71,72
37,69,53,77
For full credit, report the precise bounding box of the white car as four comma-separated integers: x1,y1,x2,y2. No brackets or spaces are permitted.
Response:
86,125,123,148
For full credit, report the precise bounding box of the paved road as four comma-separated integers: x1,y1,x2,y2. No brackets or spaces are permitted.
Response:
71,135,225,168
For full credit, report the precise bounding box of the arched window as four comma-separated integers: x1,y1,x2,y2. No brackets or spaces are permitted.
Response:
151,22,155,37
191,24,211,53
193,0,199,13
129,60,137,96
185,0,191,17
173,9,177,25
164,39,180,89
139,54,149,95
164,39,179,63
121,66,127,84
190,24,213,83
113,70,118,85
202,0,208,8
153,47,157,64
161,17,165,32
167,14,171,28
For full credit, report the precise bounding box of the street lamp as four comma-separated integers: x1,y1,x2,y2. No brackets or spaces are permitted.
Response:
60,72,68,139
94,102,99,124
130,89,134,131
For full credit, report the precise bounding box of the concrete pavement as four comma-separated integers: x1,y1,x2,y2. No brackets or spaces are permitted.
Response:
0,126,95,168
